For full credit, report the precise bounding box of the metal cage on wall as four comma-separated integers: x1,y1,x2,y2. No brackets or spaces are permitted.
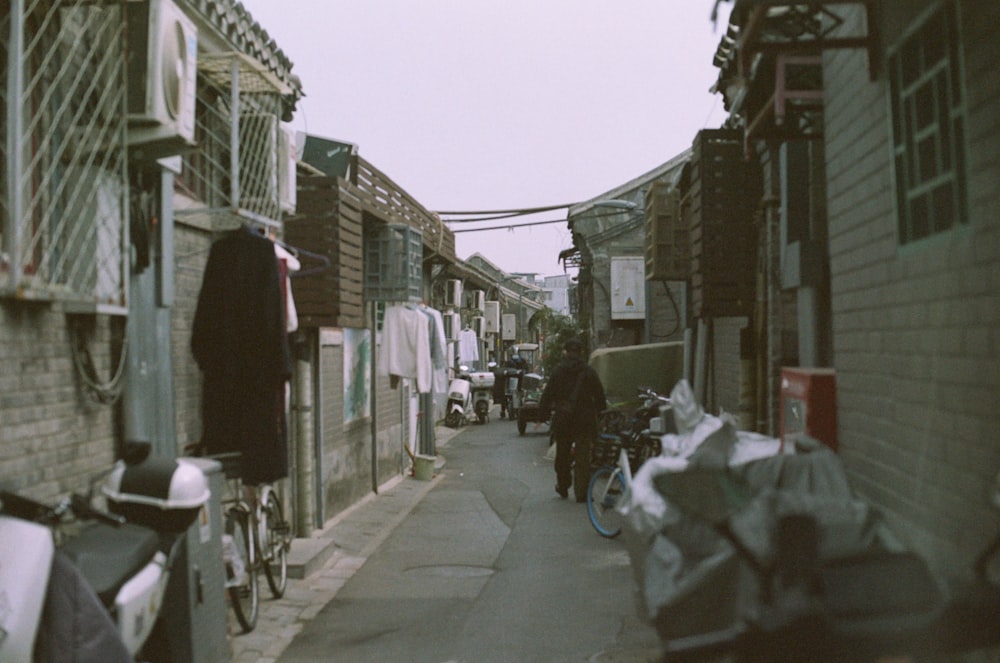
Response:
363,224,422,303
176,51,294,231
1,0,129,312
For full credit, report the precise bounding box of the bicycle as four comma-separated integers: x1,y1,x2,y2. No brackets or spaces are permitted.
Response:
255,481,290,599
215,453,260,634
587,388,672,538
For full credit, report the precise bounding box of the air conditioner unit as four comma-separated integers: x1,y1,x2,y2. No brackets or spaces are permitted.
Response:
483,301,500,334
444,279,462,308
126,0,197,159
443,312,460,341
471,316,485,338
471,290,485,312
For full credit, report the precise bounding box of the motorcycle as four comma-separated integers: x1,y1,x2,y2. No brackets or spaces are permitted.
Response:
0,442,210,663
445,367,472,428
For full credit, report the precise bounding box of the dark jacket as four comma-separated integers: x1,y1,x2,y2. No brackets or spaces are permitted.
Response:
539,356,606,426
191,225,291,484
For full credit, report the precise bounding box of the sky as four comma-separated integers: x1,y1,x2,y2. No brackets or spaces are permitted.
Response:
237,1,732,277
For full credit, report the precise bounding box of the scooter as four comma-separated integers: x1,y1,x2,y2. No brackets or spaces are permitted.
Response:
0,442,210,663
467,370,495,425
445,367,472,428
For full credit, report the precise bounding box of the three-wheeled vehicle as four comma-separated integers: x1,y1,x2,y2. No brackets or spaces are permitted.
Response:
516,371,549,435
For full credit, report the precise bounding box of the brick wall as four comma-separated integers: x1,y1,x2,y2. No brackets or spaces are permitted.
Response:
824,1,1000,574
708,317,748,418
317,328,404,522
0,304,118,500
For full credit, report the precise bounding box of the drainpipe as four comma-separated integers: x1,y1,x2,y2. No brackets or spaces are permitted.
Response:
294,331,316,535
763,188,782,437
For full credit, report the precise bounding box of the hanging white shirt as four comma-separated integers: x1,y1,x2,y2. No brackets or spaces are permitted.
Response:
458,327,479,365
377,305,432,393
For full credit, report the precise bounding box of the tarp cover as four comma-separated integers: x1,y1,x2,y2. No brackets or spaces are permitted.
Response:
618,382,901,644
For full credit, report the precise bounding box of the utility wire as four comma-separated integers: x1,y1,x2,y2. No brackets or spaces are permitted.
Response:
451,217,569,233
448,208,642,233
433,202,577,216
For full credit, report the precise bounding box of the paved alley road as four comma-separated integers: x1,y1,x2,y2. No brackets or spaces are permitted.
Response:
276,416,661,663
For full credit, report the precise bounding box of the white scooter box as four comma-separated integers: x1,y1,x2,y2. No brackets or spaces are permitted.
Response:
468,371,495,388
104,456,210,533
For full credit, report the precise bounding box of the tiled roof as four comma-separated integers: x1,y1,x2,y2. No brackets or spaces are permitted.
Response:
185,0,304,102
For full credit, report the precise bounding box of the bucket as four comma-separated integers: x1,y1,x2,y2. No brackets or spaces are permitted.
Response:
413,454,435,481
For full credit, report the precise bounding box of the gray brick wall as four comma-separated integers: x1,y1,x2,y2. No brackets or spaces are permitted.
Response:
0,304,118,500
317,329,404,522
708,317,748,418
824,1,1000,575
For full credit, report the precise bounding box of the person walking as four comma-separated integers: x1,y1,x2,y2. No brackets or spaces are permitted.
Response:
539,337,607,502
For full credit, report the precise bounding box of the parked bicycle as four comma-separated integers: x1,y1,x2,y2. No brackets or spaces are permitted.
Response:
586,387,672,538
202,451,291,634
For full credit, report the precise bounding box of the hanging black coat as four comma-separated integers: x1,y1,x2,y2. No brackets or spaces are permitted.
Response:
191,225,291,485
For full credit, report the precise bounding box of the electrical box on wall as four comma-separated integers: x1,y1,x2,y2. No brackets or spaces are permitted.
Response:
483,301,500,334
501,313,516,341
610,256,646,320
780,367,837,451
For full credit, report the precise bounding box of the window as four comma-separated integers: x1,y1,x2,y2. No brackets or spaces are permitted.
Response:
888,1,968,244
1,3,128,309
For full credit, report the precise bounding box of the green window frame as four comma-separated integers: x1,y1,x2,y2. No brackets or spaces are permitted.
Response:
888,0,968,244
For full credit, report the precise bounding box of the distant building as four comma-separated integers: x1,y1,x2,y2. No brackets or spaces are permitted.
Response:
542,274,572,316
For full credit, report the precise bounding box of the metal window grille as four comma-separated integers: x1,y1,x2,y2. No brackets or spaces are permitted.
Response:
176,52,291,231
2,0,129,311
364,224,422,303
888,1,968,244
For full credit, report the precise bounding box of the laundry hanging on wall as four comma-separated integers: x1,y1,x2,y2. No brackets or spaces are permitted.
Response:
458,326,479,366
191,224,292,485
377,303,451,395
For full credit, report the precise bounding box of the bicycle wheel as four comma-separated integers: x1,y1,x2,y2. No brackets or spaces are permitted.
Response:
225,505,259,632
587,466,626,538
259,489,289,599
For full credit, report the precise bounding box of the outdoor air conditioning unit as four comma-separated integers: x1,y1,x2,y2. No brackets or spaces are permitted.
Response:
444,279,462,308
443,312,460,341
471,316,485,338
483,301,500,334
471,290,486,312
126,0,197,159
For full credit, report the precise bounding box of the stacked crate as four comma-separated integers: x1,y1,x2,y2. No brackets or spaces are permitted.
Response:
689,129,760,318
644,180,688,281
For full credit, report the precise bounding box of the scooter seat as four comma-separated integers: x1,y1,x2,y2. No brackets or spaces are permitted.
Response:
59,520,161,608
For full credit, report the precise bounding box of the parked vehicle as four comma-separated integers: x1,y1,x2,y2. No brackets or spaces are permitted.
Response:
445,368,472,428
468,370,495,424
587,387,672,537
516,371,548,435
0,442,210,663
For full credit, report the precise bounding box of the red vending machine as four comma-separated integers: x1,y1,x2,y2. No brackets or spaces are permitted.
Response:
780,367,837,451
